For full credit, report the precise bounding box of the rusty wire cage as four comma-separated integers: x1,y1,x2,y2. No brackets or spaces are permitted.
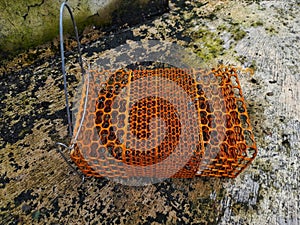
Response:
58,2,257,181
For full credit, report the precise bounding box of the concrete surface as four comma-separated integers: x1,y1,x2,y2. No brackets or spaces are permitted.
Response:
0,0,299,224
0,0,168,59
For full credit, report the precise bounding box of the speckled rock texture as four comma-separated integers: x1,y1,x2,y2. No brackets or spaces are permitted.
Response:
0,0,299,224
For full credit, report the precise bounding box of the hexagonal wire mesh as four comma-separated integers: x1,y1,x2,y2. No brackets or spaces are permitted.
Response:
58,2,257,180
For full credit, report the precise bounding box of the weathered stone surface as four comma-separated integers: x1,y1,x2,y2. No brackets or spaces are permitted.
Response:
0,0,299,224
0,0,168,59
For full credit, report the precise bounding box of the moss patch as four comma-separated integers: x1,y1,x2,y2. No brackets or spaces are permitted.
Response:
0,0,169,61
0,0,92,59
190,28,225,62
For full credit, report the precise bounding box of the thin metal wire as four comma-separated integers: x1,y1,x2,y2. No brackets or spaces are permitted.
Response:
56,142,84,180
57,2,87,182
59,1,85,137
72,63,91,145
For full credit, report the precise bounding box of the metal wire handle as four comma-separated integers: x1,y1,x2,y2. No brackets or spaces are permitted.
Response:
60,1,85,137
56,2,87,181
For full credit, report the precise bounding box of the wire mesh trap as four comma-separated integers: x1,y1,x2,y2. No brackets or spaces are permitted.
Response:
58,2,257,180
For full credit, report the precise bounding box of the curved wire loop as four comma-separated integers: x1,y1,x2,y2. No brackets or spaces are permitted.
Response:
60,1,85,137
57,2,86,181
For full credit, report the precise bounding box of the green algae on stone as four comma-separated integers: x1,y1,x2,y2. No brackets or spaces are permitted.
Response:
251,20,264,27
0,0,168,60
232,28,247,41
191,28,225,62
0,0,91,59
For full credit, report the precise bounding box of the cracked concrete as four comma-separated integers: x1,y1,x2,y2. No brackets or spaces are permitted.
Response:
22,0,45,20
0,0,168,60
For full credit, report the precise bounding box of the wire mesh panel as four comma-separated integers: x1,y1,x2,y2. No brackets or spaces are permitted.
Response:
58,2,256,181
69,65,257,179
